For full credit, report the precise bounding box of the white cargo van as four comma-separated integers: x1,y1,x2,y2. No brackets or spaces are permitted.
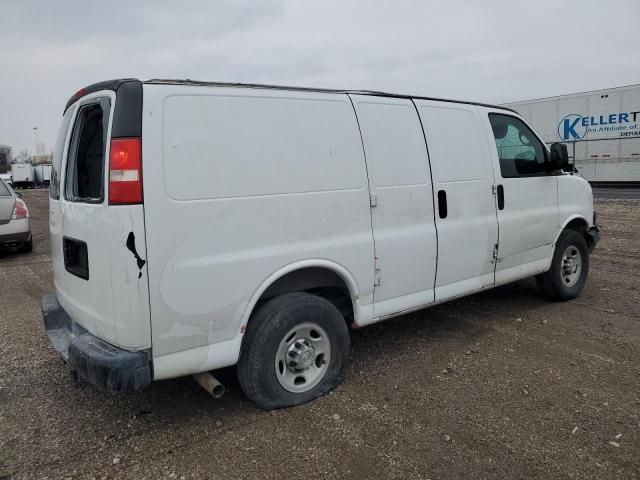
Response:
43,79,599,409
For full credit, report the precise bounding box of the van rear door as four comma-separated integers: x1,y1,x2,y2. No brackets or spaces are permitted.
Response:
50,81,151,351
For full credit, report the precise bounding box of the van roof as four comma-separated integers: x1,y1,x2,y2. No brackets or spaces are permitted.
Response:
146,79,517,113
64,78,516,114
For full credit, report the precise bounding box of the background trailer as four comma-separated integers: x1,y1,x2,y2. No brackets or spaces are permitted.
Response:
33,164,52,186
10,163,35,189
503,84,640,185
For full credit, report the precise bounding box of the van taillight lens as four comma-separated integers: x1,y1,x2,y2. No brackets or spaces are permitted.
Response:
11,199,28,219
109,138,142,205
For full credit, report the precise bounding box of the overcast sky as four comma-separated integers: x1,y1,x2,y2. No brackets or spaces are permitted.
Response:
1,0,639,154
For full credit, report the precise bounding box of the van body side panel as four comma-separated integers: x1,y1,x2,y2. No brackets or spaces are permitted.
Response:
142,85,375,377
557,175,594,230
349,95,437,321
52,90,151,350
415,101,499,301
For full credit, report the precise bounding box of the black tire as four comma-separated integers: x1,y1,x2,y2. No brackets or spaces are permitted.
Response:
18,239,32,253
237,292,350,410
536,229,589,301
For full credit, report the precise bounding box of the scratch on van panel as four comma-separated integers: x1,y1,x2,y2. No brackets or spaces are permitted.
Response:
126,232,146,279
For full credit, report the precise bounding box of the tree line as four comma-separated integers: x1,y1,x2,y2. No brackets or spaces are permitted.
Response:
0,144,50,174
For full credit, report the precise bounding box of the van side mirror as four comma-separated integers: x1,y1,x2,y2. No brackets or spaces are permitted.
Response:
548,143,568,171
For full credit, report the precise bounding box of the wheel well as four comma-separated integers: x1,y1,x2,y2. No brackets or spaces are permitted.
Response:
253,267,354,325
564,218,593,249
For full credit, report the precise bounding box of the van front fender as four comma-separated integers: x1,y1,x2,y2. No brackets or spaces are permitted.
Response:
554,214,590,246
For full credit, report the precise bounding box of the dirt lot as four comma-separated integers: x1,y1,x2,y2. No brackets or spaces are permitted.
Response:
1,189,639,479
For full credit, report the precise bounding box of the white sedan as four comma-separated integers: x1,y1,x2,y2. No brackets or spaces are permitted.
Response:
0,177,32,253
0,173,11,186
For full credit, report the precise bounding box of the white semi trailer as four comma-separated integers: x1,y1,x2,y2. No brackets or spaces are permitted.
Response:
504,84,640,185
34,164,52,186
11,163,35,188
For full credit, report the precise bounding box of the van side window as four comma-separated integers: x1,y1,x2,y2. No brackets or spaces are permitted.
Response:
489,114,546,178
65,99,110,202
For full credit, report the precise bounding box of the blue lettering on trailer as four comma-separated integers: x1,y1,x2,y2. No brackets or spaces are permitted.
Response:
558,114,586,140
558,111,638,140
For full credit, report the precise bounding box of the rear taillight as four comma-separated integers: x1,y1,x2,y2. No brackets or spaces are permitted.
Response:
109,138,142,205
11,198,28,219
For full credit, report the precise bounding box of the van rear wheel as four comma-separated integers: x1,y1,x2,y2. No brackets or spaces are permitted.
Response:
237,292,350,410
536,229,589,301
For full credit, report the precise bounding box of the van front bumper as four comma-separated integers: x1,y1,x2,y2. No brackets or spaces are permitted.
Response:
587,225,600,253
41,292,151,393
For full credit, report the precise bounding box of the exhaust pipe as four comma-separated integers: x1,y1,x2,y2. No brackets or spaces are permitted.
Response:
193,372,225,399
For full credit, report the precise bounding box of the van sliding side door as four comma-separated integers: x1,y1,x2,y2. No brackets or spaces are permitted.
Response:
414,101,499,301
349,95,438,319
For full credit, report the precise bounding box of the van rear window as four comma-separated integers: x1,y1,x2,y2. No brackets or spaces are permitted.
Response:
65,98,110,202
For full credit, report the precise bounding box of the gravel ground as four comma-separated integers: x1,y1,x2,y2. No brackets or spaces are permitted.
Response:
593,188,640,200
0,189,639,479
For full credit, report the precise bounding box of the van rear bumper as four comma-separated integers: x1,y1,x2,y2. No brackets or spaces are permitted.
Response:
42,292,151,393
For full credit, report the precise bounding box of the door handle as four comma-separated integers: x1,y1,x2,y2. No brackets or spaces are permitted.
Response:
437,190,447,219
497,184,504,210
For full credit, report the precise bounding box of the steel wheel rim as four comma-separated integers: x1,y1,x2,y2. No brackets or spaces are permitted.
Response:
275,322,331,393
561,245,582,288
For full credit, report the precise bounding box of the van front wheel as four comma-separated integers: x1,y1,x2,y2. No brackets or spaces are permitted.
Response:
536,229,589,301
237,292,350,410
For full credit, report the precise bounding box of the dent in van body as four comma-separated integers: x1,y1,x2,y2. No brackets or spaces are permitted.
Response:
151,217,373,379
158,210,365,316
152,257,369,381
125,232,146,278
153,197,373,355
111,207,153,349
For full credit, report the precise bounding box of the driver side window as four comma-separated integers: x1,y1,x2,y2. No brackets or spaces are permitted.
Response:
489,114,546,178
